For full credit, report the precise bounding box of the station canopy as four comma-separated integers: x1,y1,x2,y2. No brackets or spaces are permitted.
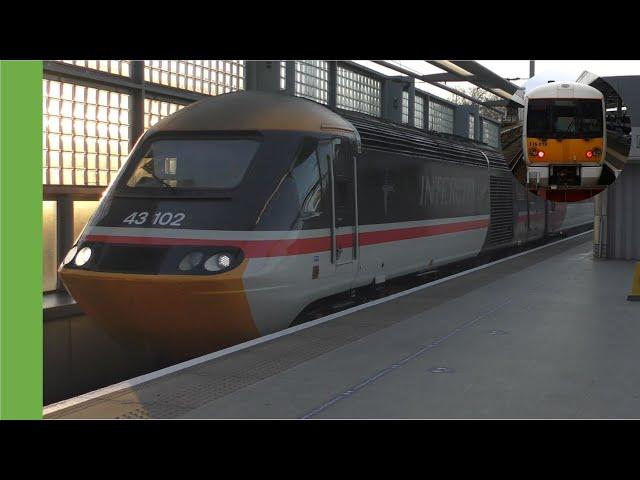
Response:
577,70,632,111
372,61,524,112
425,61,522,104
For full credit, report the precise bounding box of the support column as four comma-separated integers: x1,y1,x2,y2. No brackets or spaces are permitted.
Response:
56,195,74,289
130,60,145,149
454,104,478,139
604,163,639,260
407,82,416,127
424,96,430,130
245,61,282,93
382,76,405,124
327,61,337,108
285,61,296,97
594,190,607,258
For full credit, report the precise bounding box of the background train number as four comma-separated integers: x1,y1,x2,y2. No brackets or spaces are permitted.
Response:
122,212,185,226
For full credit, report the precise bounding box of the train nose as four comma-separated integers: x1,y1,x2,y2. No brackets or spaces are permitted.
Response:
59,259,260,360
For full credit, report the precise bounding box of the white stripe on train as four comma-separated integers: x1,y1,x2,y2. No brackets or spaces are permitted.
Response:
84,214,490,241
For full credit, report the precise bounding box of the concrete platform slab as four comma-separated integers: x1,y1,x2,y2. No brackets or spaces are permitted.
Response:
46,233,640,419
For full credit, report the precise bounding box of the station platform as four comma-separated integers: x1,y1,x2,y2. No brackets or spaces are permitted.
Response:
45,232,640,419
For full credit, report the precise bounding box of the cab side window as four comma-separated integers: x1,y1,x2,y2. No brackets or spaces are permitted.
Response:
332,141,355,227
290,138,330,229
291,139,323,217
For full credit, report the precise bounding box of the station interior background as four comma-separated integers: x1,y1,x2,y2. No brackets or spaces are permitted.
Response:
38,60,640,418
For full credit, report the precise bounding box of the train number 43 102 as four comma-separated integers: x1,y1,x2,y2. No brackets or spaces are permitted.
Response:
122,211,186,226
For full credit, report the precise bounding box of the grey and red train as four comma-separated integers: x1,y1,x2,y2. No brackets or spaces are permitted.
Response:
59,91,593,358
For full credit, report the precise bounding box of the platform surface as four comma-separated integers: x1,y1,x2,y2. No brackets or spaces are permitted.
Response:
46,234,640,419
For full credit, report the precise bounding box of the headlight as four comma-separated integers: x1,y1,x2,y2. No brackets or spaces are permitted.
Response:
178,251,204,271
63,246,78,265
75,247,92,266
204,252,235,272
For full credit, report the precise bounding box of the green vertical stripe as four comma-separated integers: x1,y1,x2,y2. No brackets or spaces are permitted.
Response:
0,60,43,419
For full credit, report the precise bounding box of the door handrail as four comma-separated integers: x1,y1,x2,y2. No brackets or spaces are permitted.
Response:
353,155,359,260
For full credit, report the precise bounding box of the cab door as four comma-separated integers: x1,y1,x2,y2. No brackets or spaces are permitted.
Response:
321,138,359,284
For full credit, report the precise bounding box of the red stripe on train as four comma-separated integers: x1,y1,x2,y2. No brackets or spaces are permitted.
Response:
358,219,489,246
86,218,489,258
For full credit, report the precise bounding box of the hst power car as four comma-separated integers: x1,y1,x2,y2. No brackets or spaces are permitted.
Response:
59,91,594,359
524,81,606,189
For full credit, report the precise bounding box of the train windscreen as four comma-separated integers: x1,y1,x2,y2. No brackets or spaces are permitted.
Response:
527,99,603,139
122,138,260,191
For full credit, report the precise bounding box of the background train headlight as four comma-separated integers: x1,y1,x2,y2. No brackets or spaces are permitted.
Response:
63,246,78,265
75,247,92,266
178,251,204,271
204,252,235,272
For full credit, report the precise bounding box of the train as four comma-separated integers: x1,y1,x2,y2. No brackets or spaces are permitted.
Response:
59,91,594,359
523,81,606,189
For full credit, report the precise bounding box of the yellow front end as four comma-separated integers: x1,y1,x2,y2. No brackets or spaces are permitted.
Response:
60,259,260,360
527,137,604,165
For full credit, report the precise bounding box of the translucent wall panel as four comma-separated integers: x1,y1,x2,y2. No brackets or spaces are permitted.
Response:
280,61,287,90
43,79,130,186
73,200,100,240
59,60,131,77
336,66,381,117
144,98,185,130
294,60,328,104
429,101,454,134
144,60,245,96
469,114,475,139
402,91,409,124
482,118,500,148
414,95,424,129
43,201,58,292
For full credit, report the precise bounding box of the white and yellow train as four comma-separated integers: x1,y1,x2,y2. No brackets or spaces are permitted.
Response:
523,81,606,189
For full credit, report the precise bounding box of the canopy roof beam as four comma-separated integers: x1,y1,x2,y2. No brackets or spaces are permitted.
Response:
371,60,504,115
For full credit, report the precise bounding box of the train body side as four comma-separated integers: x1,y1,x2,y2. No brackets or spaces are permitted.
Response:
243,143,492,336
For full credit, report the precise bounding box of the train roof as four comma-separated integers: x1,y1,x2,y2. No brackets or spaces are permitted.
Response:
147,90,359,141
335,107,508,171
526,81,603,100
148,90,507,171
